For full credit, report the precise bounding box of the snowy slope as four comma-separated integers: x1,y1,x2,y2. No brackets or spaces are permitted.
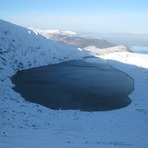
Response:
0,19,90,71
0,20,148,148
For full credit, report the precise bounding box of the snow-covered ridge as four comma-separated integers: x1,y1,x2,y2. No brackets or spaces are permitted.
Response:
29,28,77,36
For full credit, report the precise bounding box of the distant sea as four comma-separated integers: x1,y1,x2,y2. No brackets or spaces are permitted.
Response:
130,46,148,54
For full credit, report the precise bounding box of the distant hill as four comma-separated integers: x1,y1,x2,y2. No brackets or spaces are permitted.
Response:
79,32,148,47
30,28,130,55
30,28,114,49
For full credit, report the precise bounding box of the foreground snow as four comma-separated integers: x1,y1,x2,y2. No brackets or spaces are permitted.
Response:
0,20,148,148
1,51,148,148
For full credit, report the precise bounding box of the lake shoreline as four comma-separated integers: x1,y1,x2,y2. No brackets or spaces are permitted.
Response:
11,57,133,112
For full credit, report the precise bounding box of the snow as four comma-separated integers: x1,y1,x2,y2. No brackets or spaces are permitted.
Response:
61,30,77,36
85,45,130,55
29,28,77,36
0,19,148,148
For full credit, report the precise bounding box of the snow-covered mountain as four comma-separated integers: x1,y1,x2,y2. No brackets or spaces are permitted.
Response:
1,19,148,148
30,28,114,49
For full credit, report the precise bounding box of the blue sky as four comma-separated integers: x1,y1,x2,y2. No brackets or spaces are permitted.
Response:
0,0,148,33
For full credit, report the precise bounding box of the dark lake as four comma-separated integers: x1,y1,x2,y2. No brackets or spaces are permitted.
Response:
11,57,134,112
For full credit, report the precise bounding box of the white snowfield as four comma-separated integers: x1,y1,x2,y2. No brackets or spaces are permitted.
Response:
0,19,148,148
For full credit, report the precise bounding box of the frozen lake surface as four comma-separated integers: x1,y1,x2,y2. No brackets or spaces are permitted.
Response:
12,57,134,111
